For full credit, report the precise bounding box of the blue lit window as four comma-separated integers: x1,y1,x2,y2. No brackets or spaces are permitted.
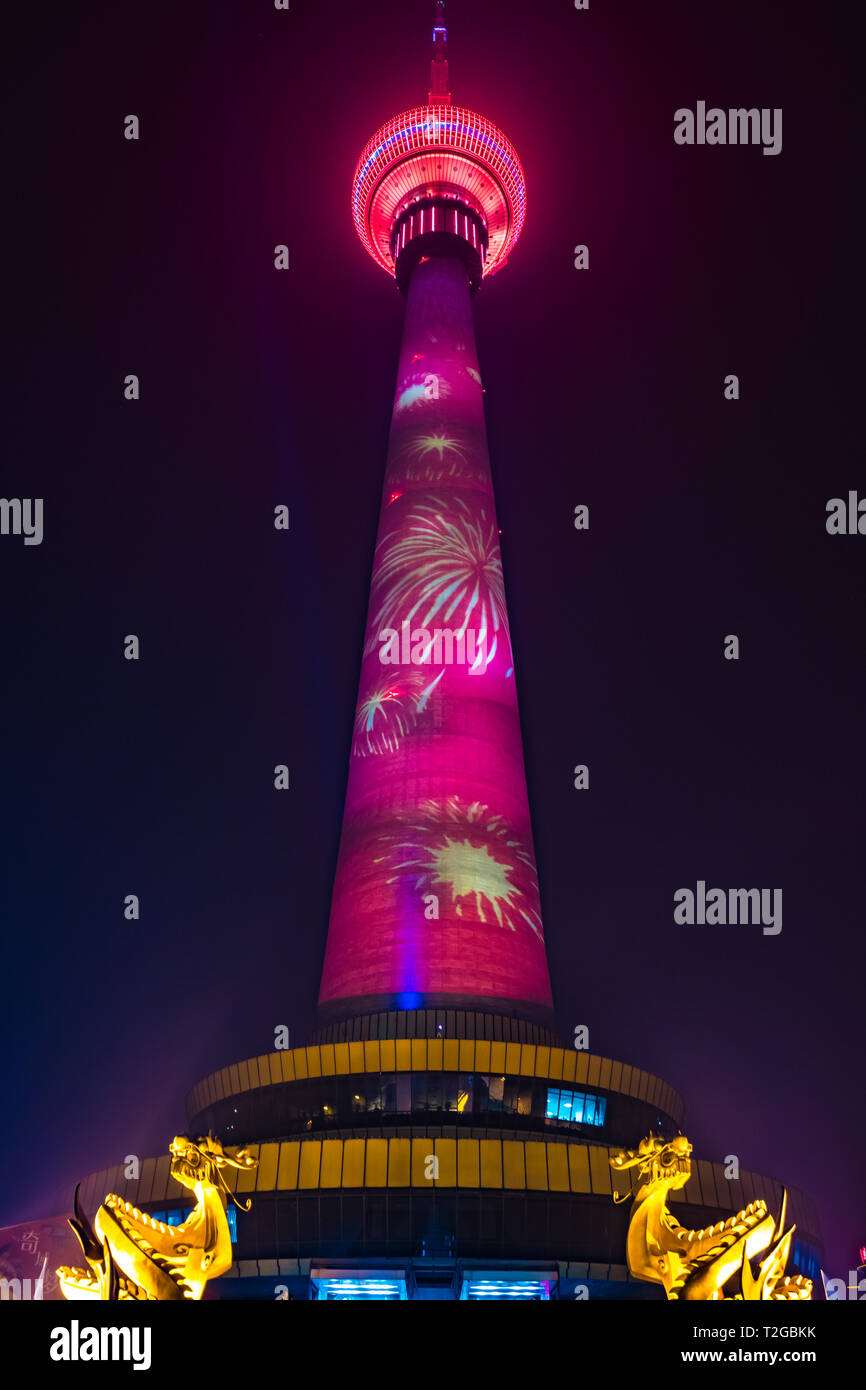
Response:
545,1087,606,1127
317,1277,406,1300
462,1278,550,1300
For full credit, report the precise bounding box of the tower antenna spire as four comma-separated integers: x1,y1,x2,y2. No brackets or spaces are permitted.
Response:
428,0,451,104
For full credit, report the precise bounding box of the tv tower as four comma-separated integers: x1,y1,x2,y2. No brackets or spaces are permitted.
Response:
319,0,551,1026
59,3,823,1304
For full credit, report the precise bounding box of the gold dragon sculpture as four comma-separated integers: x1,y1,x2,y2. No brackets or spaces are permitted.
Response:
57,1134,257,1301
609,1134,812,1301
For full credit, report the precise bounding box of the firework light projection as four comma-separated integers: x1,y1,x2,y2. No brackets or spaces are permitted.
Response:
376,796,544,941
392,423,491,488
407,430,467,470
396,381,444,413
351,669,444,757
366,493,509,671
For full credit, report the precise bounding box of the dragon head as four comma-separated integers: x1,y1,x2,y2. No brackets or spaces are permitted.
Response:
169,1134,257,1195
610,1133,692,1201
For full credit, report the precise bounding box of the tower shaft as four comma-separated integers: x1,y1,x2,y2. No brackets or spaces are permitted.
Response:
318,254,554,1026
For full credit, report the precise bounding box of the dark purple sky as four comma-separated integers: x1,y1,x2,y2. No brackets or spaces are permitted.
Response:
2,0,862,1279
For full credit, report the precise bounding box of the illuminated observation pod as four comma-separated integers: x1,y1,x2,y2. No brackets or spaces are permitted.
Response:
352,104,526,291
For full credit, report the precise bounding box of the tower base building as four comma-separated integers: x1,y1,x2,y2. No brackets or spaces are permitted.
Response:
66,1009,821,1301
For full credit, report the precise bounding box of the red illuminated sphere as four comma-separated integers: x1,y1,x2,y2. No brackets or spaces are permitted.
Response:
352,104,526,293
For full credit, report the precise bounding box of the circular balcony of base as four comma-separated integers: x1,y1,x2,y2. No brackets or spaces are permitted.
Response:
185,1033,686,1139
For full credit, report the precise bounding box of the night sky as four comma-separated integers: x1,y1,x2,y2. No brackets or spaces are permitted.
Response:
2,0,862,1281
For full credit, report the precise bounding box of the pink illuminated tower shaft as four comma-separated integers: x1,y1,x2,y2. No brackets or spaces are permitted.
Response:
318,254,553,1024
318,6,552,1026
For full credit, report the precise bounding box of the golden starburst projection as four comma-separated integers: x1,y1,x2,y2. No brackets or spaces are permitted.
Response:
431,838,516,917
412,433,465,462
376,796,544,940
405,431,468,473
393,429,488,486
